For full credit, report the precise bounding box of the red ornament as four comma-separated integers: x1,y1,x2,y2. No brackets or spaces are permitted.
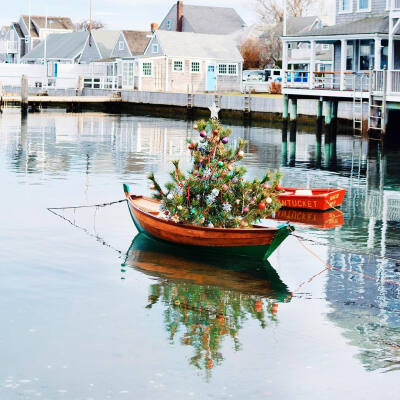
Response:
221,184,228,191
258,202,266,210
213,129,219,135
255,300,262,312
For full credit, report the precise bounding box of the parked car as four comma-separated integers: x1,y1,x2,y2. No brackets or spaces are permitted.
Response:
265,69,282,82
242,70,265,82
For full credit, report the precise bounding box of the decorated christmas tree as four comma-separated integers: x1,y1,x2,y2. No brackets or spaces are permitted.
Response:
148,119,282,228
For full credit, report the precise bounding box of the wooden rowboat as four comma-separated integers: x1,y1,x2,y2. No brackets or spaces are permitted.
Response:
123,184,293,260
278,187,346,211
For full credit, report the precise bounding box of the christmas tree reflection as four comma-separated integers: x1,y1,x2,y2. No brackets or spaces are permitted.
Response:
123,233,291,377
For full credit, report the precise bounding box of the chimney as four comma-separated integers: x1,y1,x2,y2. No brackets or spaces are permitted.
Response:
176,1,183,32
151,22,158,32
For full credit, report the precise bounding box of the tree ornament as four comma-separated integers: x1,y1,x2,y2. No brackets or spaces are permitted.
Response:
218,161,224,167
221,137,228,144
235,199,241,205
200,130,207,138
150,184,155,190
193,123,198,130
208,222,214,228
263,183,270,189
258,202,266,210
227,164,233,171
167,193,174,200
240,220,248,228
177,205,183,211
266,197,272,204
254,300,262,312
238,150,244,158
211,188,219,196
212,129,219,136
243,206,249,213
221,184,228,191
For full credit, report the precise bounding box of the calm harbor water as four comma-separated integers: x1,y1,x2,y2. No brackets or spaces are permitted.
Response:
0,108,399,399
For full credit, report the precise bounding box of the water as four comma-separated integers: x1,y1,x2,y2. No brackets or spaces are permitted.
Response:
0,108,399,399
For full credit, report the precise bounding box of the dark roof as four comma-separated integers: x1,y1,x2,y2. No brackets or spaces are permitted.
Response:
183,5,246,34
287,16,389,37
122,30,152,55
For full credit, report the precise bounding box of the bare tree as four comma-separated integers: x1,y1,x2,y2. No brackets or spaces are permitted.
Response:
76,19,105,31
255,0,313,25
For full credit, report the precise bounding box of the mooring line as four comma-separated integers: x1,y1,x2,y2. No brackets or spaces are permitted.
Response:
47,198,126,211
47,208,124,256
288,226,400,290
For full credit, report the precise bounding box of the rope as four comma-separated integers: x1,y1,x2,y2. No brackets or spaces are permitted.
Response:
288,226,400,291
47,199,126,211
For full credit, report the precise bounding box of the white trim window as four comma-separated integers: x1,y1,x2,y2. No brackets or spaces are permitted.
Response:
218,63,238,75
142,61,152,76
358,0,371,11
190,61,201,73
173,60,184,72
339,0,352,13
119,41,124,50
152,44,159,53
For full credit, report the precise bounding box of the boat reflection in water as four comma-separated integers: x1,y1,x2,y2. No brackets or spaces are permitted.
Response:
123,233,291,376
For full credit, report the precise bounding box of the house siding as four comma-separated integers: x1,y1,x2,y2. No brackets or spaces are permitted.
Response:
79,37,101,63
336,0,388,25
111,32,132,58
159,5,178,31
144,36,163,57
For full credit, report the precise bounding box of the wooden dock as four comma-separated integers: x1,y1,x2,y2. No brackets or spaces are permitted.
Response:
1,95,122,103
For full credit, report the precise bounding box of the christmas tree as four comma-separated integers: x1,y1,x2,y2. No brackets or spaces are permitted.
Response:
148,119,282,228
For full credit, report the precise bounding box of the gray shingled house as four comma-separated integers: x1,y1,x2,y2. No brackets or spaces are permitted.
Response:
133,30,243,92
158,1,246,34
110,30,152,59
80,30,120,63
4,15,74,63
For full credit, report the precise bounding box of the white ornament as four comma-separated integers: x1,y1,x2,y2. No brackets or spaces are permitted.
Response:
238,150,244,158
266,197,272,204
208,102,220,120
167,193,174,200
211,188,219,196
208,222,214,228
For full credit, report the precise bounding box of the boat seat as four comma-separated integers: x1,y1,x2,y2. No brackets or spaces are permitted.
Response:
133,198,160,215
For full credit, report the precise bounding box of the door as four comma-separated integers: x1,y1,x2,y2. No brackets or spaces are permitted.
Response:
206,62,216,91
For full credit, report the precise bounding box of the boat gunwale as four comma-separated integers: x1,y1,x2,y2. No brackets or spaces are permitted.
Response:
279,187,346,198
127,194,280,234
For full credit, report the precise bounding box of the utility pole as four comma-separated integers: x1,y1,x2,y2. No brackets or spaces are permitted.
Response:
89,0,92,46
28,0,31,52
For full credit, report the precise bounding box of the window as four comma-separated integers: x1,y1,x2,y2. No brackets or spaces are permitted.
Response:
359,40,374,70
322,44,329,50
190,61,200,73
346,42,354,70
228,64,237,75
218,64,227,74
119,41,124,50
173,60,183,71
339,0,352,12
142,62,152,76
358,0,370,11
167,20,171,30
218,64,237,75
152,44,158,53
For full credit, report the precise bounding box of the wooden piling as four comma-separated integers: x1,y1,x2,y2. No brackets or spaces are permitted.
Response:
283,94,289,119
21,75,28,115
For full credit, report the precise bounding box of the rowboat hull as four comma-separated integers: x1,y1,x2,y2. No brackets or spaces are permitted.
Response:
123,184,292,260
278,187,346,211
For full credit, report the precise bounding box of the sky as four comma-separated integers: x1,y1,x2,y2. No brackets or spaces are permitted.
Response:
0,0,259,30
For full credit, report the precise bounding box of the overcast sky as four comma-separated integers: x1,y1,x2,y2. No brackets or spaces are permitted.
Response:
0,0,260,30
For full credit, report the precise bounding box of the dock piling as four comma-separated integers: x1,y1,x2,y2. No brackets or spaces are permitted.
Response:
21,75,28,115
283,94,289,119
